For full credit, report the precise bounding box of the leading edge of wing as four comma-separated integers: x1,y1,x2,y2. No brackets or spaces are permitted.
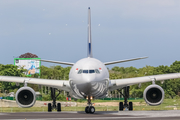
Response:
33,59,74,66
109,73,180,90
104,56,148,65
0,76,70,92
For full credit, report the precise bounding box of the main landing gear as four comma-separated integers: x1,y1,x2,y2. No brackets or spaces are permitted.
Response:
48,88,62,112
85,97,95,114
117,86,133,111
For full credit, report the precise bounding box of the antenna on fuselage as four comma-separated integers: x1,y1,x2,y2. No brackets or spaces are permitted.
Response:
87,7,93,58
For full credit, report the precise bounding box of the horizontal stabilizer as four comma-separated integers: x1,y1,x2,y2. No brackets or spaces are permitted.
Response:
104,56,148,65
33,59,74,66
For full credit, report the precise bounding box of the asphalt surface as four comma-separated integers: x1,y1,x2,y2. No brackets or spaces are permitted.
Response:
0,110,180,120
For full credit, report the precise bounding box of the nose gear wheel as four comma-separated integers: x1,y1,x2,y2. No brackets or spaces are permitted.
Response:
85,97,95,114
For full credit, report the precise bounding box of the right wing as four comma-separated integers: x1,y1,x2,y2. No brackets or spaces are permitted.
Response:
104,56,148,65
33,59,74,66
0,76,71,92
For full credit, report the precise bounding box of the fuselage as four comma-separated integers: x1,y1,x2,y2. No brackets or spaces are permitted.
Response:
69,57,109,99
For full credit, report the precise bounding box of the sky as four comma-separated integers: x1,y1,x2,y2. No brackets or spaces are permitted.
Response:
0,0,180,69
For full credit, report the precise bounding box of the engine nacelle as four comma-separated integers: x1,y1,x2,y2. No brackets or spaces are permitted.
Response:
15,87,36,108
143,84,164,106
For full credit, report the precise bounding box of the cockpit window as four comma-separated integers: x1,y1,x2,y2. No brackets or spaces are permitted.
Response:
95,69,100,74
77,69,100,74
89,70,95,73
78,69,83,74
83,70,88,73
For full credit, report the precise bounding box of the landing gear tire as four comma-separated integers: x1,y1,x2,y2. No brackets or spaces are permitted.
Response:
89,106,95,114
85,106,89,113
57,103,61,112
119,102,123,111
48,88,62,112
85,97,95,114
48,103,52,112
117,86,134,111
129,102,133,111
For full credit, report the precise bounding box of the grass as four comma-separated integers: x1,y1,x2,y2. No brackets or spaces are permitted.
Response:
0,99,180,112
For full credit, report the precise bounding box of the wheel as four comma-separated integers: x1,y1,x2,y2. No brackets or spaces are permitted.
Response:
85,106,89,113
57,103,61,112
48,103,52,112
129,102,133,111
89,106,95,114
119,102,123,111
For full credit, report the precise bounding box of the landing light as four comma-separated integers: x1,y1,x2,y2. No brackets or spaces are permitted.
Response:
90,96,93,100
86,96,93,100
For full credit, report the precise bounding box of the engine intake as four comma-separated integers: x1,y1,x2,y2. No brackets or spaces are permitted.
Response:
16,87,36,108
143,84,164,106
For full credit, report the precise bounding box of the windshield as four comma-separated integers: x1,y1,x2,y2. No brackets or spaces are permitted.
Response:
89,70,95,73
77,69,100,74
83,70,88,73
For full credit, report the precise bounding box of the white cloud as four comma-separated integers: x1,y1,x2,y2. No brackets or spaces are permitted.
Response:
49,33,51,35
98,24,100,26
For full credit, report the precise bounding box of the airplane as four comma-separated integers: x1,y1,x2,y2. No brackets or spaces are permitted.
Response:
1,7,180,114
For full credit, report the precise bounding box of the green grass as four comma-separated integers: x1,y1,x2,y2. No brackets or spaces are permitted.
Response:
71,99,144,103
0,99,180,112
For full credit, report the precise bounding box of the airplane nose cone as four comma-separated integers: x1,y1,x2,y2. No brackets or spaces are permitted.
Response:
76,75,96,94
82,74,96,83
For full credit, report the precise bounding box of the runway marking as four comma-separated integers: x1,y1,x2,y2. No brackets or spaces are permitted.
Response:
3,116,148,120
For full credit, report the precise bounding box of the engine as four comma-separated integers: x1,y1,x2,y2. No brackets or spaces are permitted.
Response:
143,84,164,106
15,87,36,108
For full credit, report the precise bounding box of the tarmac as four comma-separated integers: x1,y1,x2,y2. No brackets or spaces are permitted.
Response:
1,110,180,120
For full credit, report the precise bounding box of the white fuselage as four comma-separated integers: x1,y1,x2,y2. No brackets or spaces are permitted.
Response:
69,58,109,99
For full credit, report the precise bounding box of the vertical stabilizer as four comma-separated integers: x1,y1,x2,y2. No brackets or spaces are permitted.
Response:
88,7,92,58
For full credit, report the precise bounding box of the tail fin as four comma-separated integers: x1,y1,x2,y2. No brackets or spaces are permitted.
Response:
87,7,92,58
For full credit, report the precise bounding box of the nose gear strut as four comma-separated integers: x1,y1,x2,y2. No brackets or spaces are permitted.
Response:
85,96,95,114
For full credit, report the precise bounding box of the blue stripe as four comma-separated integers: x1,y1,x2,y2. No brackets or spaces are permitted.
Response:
89,43,91,56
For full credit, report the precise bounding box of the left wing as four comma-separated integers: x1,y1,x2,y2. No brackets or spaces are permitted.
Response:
0,76,70,92
109,73,180,91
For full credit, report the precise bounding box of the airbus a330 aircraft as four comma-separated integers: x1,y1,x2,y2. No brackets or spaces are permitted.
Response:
1,7,180,114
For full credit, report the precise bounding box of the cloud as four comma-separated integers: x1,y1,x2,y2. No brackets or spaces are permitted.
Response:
49,33,51,35
98,24,100,26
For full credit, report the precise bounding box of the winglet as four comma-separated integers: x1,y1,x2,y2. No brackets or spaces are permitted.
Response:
88,7,92,58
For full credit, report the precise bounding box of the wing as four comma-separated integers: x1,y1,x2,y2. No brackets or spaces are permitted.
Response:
33,59,74,66
109,73,180,91
104,56,148,65
0,76,70,92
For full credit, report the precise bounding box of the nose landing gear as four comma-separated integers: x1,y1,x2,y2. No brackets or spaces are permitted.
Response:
85,97,95,114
